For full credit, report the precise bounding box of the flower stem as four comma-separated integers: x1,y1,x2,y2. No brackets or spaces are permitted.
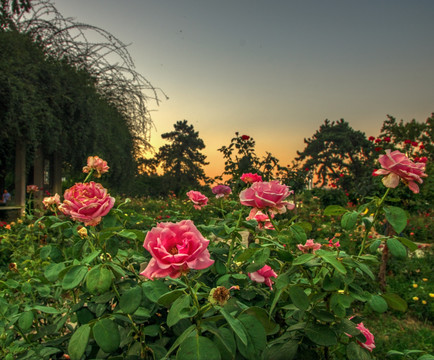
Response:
357,188,390,257
226,211,243,268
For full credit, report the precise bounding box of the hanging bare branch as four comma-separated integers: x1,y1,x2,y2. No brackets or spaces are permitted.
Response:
9,0,167,150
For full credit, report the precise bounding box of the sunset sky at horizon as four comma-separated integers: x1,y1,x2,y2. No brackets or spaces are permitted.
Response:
52,0,434,178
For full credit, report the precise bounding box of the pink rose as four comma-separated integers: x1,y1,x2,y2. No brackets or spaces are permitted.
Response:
212,185,232,199
59,182,115,226
240,173,262,184
248,265,277,290
82,156,109,178
246,208,274,230
346,321,375,352
373,149,427,193
297,239,321,253
239,180,295,214
42,193,61,211
140,220,214,279
187,190,208,209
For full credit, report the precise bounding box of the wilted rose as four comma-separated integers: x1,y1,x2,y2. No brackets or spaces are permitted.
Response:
82,156,109,178
248,265,277,290
59,182,115,226
187,190,208,209
239,180,295,214
212,185,232,199
373,149,427,193
140,220,214,279
42,193,61,211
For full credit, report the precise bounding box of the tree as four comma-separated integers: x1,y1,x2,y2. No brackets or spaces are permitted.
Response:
153,120,209,194
296,119,376,198
217,133,261,183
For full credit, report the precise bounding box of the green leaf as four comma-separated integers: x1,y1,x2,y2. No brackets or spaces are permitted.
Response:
18,311,33,331
62,265,88,290
177,334,221,360
86,266,112,294
167,294,197,327
292,253,315,265
93,318,120,353
246,248,270,272
289,224,307,243
236,314,267,360
305,324,337,346
356,262,375,281
120,286,142,314
317,253,346,274
336,319,360,336
32,305,61,314
164,325,196,359
220,308,248,346
211,326,236,359
44,262,66,282
387,238,407,259
382,293,408,312
117,229,137,240
68,324,90,360
324,205,348,216
384,206,407,234
341,211,359,230
234,248,258,262
264,340,298,360
158,289,185,307
288,286,309,311
397,237,418,252
242,306,279,335
369,239,382,252
368,295,388,313
346,342,372,360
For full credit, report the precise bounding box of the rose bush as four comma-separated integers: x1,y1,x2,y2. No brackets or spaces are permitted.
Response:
59,181,115,226
248,264,277,290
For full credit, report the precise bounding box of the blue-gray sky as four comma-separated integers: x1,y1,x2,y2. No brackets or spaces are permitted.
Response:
53,0,434,177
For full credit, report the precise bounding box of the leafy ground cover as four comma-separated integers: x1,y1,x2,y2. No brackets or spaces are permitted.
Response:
0,156,433,360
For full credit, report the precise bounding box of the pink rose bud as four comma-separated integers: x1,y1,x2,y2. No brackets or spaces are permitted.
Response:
82,156,109,178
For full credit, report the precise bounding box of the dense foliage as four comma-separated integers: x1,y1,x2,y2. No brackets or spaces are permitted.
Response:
0,152,432,360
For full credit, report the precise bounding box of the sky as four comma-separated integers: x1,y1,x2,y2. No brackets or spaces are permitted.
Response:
51,0,434,178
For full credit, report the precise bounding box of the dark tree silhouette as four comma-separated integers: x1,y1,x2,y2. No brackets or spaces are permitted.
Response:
153,120,209,194
296,119,375,195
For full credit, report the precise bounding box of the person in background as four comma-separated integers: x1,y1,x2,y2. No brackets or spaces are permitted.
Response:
1,189,11,205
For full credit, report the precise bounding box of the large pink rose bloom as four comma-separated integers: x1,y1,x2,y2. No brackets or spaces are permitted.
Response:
239,180,295,214
248,265,278,290
140,220,214,279
187,190,208,209
373,149,427,193
59,182,115,226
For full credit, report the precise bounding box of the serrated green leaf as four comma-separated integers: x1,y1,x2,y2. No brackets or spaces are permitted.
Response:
368,295,388,313
288,286,309,311
62,265,88,290
86,266,112,294
177,334,221,360
324,205,348,216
